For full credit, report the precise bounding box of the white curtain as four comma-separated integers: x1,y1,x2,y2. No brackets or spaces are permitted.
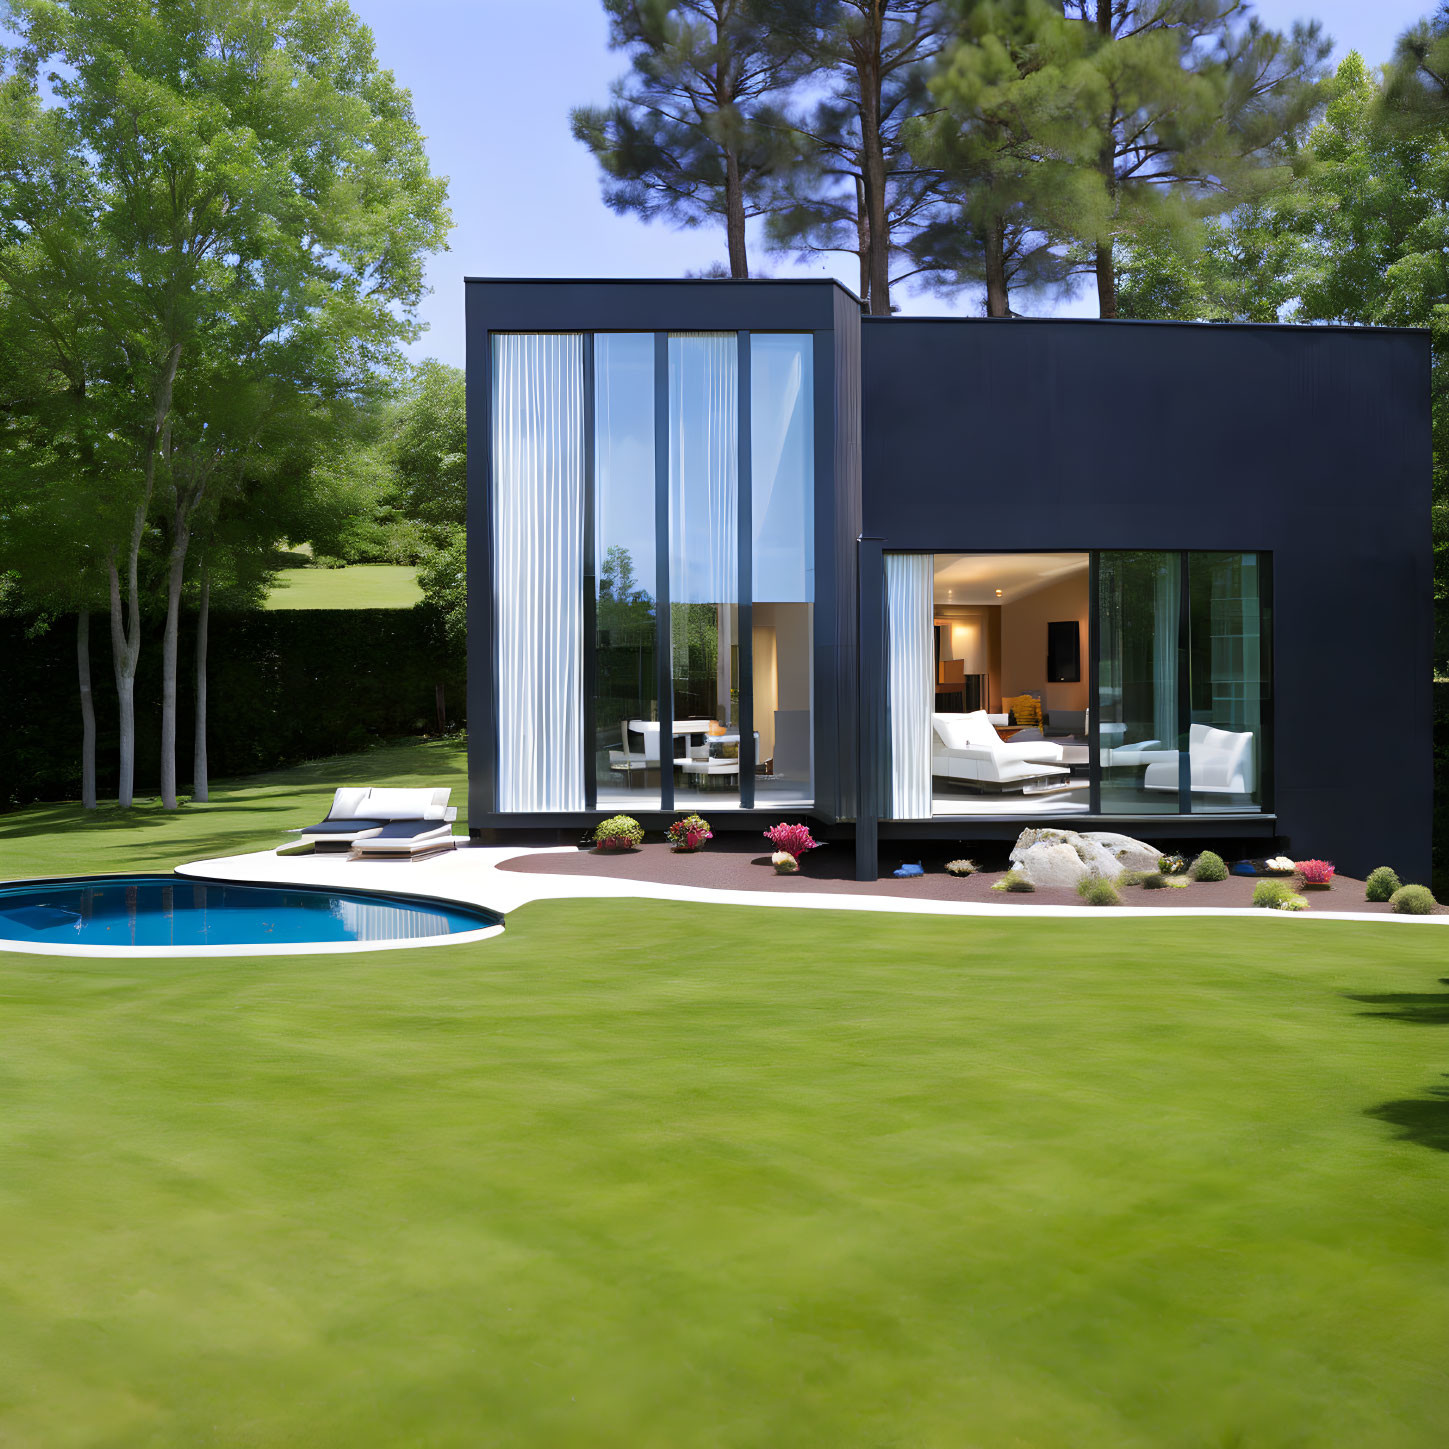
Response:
886,553,933,818
493,333,585,811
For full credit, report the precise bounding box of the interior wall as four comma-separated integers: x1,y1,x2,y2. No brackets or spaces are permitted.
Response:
999,573,1089,713
933,603,1000,710
753,602,812,765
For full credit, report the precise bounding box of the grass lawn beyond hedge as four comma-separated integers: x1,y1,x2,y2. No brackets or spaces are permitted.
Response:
0,739,1446,1446
262,563,421,610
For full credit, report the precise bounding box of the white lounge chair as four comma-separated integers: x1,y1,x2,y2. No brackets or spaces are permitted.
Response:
931,711,1070,790
288,787,457,856
1142,724,1254,796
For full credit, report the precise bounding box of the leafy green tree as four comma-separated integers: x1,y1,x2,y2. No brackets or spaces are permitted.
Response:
573,0,806,276
0,0,450,808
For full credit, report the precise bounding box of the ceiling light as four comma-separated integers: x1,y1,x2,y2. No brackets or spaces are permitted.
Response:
995,588,1003,597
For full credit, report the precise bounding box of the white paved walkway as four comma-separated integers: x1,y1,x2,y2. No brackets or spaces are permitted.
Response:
174,842,1446,928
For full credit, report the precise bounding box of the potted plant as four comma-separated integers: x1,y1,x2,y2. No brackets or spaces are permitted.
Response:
593,815,644,852
667,814,712,852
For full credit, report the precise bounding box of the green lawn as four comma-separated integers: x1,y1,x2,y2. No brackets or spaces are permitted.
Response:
0,744,1447,1445
263,563,421,610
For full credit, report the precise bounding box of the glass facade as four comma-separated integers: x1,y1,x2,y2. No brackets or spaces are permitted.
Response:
668,333,741,806
751,334,814,807
593,334,658,806
1097,550,1184,814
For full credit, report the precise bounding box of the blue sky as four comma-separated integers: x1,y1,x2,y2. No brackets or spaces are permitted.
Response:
349,0,1434,366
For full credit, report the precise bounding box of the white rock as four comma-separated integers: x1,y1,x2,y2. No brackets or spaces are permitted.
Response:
1081,831,1162,874
1008,827,1161,888
1012,840,1091,888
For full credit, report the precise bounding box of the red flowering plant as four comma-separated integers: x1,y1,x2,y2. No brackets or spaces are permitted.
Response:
667,814,713,851
1295,859,1335,885
763,822,819,860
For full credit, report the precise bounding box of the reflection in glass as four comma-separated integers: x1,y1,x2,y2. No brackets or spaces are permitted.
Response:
669,333,741,805
751,334,814,806
1187,552,1266,811
1097,550,1183,814
593,334,659,806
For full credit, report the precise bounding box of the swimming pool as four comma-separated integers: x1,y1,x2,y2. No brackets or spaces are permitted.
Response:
0,875,502,956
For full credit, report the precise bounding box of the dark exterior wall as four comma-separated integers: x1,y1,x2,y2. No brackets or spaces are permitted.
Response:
860,317,1434,879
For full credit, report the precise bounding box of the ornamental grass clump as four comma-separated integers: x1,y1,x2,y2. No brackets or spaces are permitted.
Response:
1077,875,1121,906
1295,859,1335,886
764,823,819,860
992,870,1034,893
1190,850,1228,882
667,814,712,852
1365,866,1402,902
1253,878,1307,911
593,815,644,851
944,859,978,877
1390,884,1437,915
1141,872,1168,890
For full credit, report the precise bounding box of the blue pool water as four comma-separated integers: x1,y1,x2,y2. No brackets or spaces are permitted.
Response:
0,875,498,949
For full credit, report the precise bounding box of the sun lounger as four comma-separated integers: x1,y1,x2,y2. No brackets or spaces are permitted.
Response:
288,787,457,855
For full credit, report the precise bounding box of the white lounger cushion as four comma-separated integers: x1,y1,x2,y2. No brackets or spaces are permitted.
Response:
1142,724,1253,794
328,786,374,820
362,787,449,820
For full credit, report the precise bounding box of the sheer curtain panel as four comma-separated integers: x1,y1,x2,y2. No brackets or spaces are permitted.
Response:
885,552,933,818
492,333,585,811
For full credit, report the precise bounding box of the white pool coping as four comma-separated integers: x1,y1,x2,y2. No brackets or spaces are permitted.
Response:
168,843,1449,930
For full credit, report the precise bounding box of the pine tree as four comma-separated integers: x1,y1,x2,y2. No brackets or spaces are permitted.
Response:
572,1,807,277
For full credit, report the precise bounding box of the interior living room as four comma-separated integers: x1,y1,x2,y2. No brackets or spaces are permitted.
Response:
929,552,1091,817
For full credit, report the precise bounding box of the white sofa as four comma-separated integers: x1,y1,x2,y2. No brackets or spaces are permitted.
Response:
1143,723,1254,796
931,711,1070,790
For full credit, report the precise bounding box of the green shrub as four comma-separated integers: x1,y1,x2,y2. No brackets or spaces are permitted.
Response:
944,859,978,877
1117,870,1147,887
1365,866,1402,903
1076,875,1121,906
1190,850,1228,882
992,870,1035,893
1390,884,1437,915
1141,872,1168,890
593,815,644,849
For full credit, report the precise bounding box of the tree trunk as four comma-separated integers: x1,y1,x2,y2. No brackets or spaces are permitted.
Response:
984,215,1011,318
159,502,193,811
855,177,871,305
193,569,209,803
723,148,749,277
77,609,96,810
1095,239,1118,319
107,505,146,810
857,38,892,316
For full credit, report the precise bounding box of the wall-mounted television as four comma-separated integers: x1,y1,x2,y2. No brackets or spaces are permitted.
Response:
1047,620,1080,683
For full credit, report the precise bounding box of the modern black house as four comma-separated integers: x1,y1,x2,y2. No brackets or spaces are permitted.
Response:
465,277,1432,882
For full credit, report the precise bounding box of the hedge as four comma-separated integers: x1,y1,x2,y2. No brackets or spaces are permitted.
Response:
1,608,464,809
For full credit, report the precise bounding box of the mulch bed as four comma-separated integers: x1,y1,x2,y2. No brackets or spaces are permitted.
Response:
498,840,1425,915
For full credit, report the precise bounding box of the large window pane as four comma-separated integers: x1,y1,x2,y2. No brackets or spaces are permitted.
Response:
593,334,659,807
669,332,740,806
751,334,814,807
1097,551,1183,814
1187,552,1267,812
492,333,585,812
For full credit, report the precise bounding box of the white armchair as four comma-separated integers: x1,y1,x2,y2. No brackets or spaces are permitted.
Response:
1142,724,1254,795
931,711,1069,790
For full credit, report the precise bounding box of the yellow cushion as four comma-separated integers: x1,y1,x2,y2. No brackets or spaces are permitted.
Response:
1004,694,1042,727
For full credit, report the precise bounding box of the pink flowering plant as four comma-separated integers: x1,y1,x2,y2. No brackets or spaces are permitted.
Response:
763,822,819,860
667,814,713,851
1295,859,1335,885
